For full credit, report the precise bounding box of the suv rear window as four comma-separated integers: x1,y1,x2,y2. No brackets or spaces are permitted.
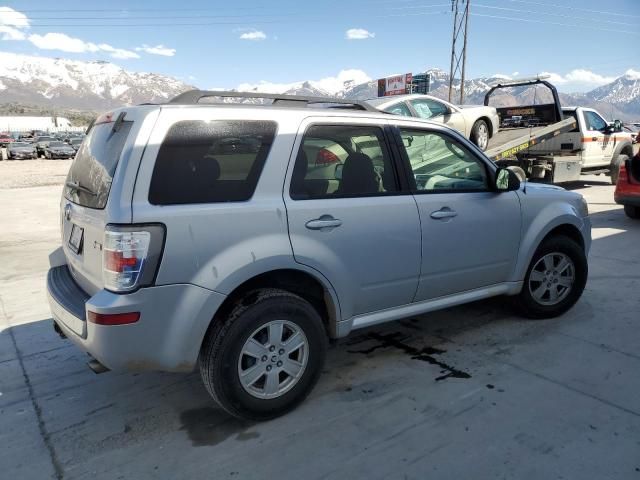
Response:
148,120,277,205
64,121,133,209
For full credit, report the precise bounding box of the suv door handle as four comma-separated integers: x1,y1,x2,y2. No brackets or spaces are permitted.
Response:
305,215,342,230
430,208,457,220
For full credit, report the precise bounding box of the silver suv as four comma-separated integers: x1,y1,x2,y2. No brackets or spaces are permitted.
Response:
47,91,591,420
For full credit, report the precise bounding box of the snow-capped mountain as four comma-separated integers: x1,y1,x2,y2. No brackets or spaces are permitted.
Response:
0,51,192,110
1,50,638,120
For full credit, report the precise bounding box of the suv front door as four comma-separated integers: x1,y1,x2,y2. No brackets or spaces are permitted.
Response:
284,119,421,320
393,124,521,300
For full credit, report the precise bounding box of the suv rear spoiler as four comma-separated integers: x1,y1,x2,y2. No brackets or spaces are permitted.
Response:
167,90,379,112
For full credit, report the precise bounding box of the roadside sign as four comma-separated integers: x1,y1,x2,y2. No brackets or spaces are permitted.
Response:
377,72,430,96
378,73,412,97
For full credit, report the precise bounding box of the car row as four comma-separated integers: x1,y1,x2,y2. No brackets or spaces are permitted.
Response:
1,131,85,160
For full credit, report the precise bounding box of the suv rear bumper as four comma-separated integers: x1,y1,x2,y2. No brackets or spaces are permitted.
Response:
47,264,226,372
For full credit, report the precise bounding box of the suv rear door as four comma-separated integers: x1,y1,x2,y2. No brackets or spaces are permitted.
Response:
391,122,521,300
284,117,421,320
61,109,154,295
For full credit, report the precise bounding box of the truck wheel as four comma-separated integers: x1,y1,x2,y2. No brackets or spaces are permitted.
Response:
470,120,489,151
516,235,587,319
199,288,327,421
610,154,628,185
624,205,640,219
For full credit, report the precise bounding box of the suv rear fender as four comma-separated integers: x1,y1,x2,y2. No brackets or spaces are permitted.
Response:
511,201,589,283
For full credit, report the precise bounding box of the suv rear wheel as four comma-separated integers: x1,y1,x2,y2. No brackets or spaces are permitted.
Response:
517,235,587,319
199,288,327,421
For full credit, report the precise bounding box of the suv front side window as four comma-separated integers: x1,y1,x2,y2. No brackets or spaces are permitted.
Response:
290,124,398,199
399,128,488,192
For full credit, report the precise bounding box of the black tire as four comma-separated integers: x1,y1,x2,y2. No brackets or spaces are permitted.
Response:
470,119,490,151
610,154,628,185
516,235,587,319
624,204,640,219
199,288,327,421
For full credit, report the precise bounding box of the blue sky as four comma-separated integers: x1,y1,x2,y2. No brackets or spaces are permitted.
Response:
0,0,638,93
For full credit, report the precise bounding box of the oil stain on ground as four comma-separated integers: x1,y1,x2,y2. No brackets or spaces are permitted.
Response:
348,331,471,381
179,407,259,447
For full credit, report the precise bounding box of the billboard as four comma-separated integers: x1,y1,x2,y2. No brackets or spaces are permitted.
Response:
378,73,412,97
377,72,431,96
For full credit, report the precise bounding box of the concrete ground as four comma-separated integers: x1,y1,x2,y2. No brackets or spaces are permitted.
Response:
1,158,639,480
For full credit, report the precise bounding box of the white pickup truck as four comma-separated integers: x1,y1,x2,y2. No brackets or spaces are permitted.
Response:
483,79,635,184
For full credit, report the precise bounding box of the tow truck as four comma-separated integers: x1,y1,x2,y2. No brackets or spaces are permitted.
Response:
482,78,634,184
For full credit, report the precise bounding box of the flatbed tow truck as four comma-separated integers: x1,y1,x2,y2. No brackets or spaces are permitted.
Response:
481,78,634,184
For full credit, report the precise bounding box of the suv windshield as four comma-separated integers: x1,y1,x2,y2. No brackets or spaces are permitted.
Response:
64,121,132,209
49,141,64,147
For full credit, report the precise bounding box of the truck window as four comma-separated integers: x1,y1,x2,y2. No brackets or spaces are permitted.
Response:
583,111,607,132
562,110,580,133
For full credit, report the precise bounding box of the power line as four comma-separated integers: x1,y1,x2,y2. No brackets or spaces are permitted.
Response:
470,12,640,36
494,0,640,19
391,2,636,26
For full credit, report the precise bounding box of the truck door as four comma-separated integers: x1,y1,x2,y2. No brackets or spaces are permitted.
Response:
581,110,614,168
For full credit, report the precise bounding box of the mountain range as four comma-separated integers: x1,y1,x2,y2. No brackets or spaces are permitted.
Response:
0,51,638,121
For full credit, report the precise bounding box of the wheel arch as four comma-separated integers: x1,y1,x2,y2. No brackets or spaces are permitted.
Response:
202,268,341,349
512,210,588,283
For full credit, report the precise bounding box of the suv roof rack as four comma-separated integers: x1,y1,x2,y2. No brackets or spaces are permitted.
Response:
167,89,378,112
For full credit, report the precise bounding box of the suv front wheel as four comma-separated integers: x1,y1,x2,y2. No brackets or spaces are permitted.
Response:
517,235,587,319
199,288,327,421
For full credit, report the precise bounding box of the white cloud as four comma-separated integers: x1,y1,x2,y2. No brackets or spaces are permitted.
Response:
565,69,615,85
28,32,139,59
135,44,176,57
512,71,519,76
0,25,25,40
624,69,640,80
0,6,30,41
346,28,375,40
492,73,512,80
237,69,372,96
539,69,616,90
239,30,266,41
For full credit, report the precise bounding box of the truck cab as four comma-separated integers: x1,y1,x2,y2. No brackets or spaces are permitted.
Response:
527,107,633,171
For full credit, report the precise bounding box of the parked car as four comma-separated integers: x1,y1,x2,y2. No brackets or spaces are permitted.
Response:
7,142,37,160
614,151,640,219
366,94,500,151
0,133,13,147
69,138,83,152
44,141,76,159
47,91,590,421
34,136,55,157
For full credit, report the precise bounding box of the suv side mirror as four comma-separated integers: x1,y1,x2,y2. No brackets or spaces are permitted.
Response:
494,167,520,192
613,119,623,133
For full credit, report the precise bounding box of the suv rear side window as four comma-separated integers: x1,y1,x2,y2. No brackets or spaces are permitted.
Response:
64,121,132,209
290,124,398,199
149,120,277,205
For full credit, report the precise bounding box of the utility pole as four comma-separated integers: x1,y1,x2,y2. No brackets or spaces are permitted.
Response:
448,0,470,104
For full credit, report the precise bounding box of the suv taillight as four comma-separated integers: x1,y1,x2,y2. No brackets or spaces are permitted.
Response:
102,224,165,292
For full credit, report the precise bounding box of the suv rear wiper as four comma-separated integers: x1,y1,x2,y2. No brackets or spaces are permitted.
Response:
65,180,97,196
